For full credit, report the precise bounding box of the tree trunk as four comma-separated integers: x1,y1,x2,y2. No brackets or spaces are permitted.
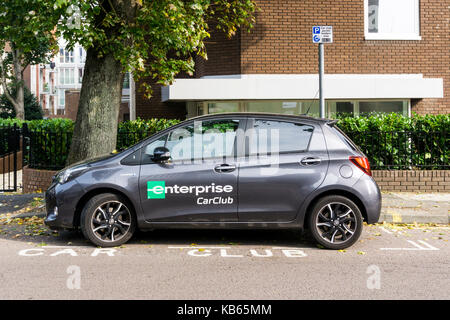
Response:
14,80,24,120
2,46,25,119
66,47,124,165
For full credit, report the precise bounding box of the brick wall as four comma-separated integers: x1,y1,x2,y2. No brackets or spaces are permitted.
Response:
136,0,449,118
195,22,241,78
65,90,80,121
22,166,57,193
135,77,188,120
240,0,449,114
0,151,23,174
20,166,449,194
373,170,450,192
65,90,131,122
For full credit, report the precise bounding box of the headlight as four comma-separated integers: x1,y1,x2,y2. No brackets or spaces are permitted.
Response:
56,165,89,184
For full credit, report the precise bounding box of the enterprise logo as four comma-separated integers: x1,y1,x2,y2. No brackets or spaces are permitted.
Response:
147,181,233,199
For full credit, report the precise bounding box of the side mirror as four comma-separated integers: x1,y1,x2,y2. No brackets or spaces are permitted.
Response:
152,146,171,162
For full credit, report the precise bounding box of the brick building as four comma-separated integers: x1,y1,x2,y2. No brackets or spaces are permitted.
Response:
136,0,448,120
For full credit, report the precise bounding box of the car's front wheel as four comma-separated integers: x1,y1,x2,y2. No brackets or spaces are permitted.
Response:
80,193,136,247
308,195,363,250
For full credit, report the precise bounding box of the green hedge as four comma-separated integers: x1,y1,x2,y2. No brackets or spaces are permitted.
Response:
0,118,180,169
26,119,74,170
335,113,449,169
335,113,450,132
0,114,448,170
117,118,180,151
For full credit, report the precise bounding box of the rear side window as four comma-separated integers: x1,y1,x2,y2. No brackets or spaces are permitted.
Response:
332,125,359,152
250,120,314,154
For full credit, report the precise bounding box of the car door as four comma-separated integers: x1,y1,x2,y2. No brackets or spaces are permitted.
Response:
237,117,329,222
139,117,246,222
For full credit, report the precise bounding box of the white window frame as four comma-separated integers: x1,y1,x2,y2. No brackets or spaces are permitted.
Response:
59,68,75,85
79,47,86,64
364,0,421,40
58,89,65,108
59,48,75,63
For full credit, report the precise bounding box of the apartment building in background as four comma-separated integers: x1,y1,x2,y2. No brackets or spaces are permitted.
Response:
136,0,448,120
24,38,132,121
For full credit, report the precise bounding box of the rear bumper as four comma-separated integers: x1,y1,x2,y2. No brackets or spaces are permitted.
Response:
353,175,382,224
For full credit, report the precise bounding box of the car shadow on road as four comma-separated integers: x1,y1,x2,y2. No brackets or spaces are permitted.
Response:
132,228,317,248
0,225,318,249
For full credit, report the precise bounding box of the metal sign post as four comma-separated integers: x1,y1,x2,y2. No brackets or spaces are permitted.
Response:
312,26,333,118
319,43,325,118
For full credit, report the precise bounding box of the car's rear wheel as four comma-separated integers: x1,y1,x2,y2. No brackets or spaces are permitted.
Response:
308,195,363,250
80,193,136,247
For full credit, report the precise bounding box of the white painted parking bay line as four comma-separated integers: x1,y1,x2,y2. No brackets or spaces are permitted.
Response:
42,245,90,249
168,246,231,249
407,240,439,250
380,240,439,251
379,226,394,234
272,247,310,249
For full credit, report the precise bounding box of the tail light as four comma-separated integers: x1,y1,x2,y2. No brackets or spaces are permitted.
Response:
349,156,372,176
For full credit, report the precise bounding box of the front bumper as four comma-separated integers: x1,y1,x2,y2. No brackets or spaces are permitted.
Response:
44,185,60,229
44,179,84,230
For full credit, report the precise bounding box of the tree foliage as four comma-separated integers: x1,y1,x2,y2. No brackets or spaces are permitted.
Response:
0,0,65,118
55,0,256,96
0,85,43,120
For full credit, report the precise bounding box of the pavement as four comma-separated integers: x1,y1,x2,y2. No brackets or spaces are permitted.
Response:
0,193,44,216
0,224,448,299
1,191,448,224
380,192,450,224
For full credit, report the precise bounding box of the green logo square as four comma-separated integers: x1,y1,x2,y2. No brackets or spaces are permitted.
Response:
147,181,165,199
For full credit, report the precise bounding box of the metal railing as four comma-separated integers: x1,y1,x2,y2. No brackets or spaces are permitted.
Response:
16,127,450,171
348,130,449,170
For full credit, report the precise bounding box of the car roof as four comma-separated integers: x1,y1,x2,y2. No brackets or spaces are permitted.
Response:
131,112,334,151
188,112,331,124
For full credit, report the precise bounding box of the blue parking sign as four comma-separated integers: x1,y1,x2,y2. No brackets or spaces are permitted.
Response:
312,26,333,43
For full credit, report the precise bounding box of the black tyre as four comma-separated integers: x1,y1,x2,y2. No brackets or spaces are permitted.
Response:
80,193,136,247
308,195,363,250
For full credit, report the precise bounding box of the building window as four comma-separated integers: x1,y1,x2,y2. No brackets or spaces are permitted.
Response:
208,102,240,114
58,89,65,107
78,68,83,84
59,68,75,85
193,100,410,118
359,101,405,114
59,48,74,63
123,72,130,89
365,0,420,40
328,100,409,117
79,47,86,63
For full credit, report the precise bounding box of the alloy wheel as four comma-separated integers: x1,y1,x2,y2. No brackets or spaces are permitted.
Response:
90,201,132,243
315,202,357,244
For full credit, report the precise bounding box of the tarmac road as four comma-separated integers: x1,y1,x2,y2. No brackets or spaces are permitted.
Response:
0,224,449,300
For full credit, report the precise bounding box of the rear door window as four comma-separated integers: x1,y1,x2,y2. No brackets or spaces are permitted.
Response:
250,119,314,155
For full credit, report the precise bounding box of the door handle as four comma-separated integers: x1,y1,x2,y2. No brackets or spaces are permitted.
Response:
300,157,321,165
214,164,236,173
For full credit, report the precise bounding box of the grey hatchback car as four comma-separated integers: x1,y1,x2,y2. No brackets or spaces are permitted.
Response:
45,113,381,249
